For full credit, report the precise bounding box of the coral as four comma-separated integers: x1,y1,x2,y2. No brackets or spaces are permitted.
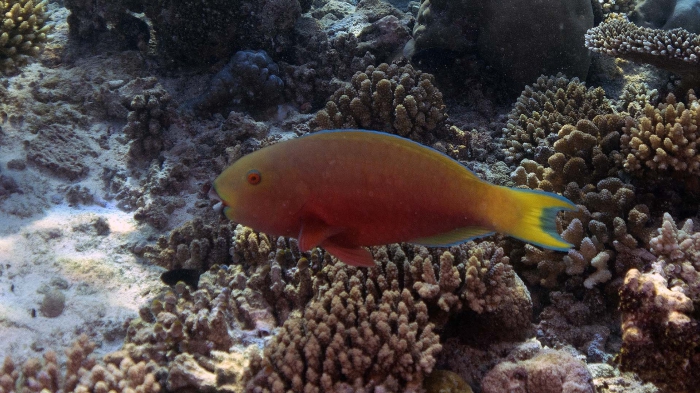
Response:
39,289,66,318
0,335,161,393
585,18,700,87
313,62,448,142
25,124,98,180
618,269,699,392
245,260,443,392
629,0,700,33
502,74,613,165
64,0,148,48
594,0,639,15
121,78,173,162
536,291,614,362
0,0,50,74
481,349,594,393
406,0,592,88
188,50,284,116
618,91,700,180
142,0,300,65
144,218,235,271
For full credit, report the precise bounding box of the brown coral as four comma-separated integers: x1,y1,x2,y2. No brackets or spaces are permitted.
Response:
313,62,448,142
502,74,612,165
584,18,700,87
245,260,443,392
122,78,173,161
619,91,700,180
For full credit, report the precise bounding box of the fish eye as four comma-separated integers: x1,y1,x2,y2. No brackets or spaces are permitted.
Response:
247,169,262,185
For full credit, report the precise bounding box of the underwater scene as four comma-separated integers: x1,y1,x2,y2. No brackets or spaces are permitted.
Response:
0,0,699,392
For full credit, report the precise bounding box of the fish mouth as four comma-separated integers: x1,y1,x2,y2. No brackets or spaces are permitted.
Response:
208,184,226,213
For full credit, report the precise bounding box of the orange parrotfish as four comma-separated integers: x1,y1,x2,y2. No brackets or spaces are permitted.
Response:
210,129,576,267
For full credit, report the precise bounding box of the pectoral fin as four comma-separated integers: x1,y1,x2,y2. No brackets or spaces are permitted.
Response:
298,218,344,252
322,242,376,267
411,227,495,247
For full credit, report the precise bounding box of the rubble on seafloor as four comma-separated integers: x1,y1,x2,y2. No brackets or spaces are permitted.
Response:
0,0,699,392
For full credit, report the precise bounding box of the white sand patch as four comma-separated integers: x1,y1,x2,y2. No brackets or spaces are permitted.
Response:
0,203,163,362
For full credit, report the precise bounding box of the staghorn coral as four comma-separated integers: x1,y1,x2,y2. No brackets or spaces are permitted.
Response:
502,74,613,165
0,0,50,74
584,18,700,87
618,90,700,180
481,349,594,393
245,260,443,392
313,62,448,142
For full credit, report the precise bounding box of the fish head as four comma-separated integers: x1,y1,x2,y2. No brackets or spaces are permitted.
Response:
211,148,309,235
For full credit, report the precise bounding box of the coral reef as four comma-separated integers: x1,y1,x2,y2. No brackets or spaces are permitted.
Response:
25,124,98,180
629,0,700,33
585,18,700,87
245,260,443,392
0,0,50,74
141,0,300,65
481,349,594,393
0,335,161,393
502,74,612,165
121,78,173,162
313,62,449,142
188,50,284,116
618,91,700,181
406,0,592,88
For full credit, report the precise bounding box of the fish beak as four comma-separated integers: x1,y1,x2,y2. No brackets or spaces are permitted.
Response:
208,183,225,213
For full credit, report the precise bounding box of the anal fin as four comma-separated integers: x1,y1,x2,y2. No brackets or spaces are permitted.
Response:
298,218,344,252
411,227,494,247
322,242,376,267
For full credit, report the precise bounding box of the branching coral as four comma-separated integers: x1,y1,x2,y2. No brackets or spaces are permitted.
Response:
122,78,173,162
0,0,50,74
502,74,612,165
0,335,161,393
618,90,700,180
245,260,443,392
313,62,448,142
585,18,700,87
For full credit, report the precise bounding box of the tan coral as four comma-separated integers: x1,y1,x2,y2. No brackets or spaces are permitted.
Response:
0,0,50,74
313,62,448,142
619,91,700,179
502,74,612,165
585,19,700,87
245,260,442,392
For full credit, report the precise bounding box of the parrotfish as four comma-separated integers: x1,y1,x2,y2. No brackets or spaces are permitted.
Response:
210,130,576,267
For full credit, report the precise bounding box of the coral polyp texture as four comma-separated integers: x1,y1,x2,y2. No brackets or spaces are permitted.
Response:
502,74,612,165
584,18,700,86
245,260,443,392
619,90,700,180
0,0,49,74
0,335,161,393
313,62,448,142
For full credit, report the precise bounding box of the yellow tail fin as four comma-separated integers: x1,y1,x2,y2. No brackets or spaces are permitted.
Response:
498,187,577,251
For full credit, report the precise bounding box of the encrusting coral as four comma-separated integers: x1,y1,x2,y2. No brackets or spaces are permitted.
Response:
0,0,50,74
481,349,594,393
584,18,700,88
313,62,448,142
